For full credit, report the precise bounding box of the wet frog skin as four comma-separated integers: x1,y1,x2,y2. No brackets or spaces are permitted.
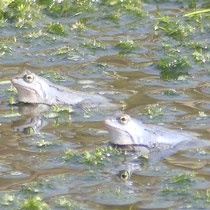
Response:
104,112,200,149
11,70,109,106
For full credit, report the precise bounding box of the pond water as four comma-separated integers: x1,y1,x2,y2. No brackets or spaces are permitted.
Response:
0,0,210,209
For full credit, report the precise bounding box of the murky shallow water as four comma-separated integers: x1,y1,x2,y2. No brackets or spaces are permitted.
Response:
0,1,210,209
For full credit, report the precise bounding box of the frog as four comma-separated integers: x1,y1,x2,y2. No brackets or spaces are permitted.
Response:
11,70,109,106
104,112,203,149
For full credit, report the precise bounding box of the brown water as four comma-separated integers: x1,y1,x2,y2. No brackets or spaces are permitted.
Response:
0,1,210,209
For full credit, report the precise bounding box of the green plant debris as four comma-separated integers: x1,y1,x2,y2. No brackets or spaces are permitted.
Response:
81,146,121,166
8,96,16,105
62,149,78,161
195,189,210,203
184,9,210,17
183,41,207,50
46,22,67,35
63,146,121,166
192,50,210,64
0,194,15,206
169,173,194,185
104,0,143,16
116,39,137,52
35,139,57,148
39,0,95,17
0,42,12,56
55,45,76,56
55,197,78,209
158,55,190,71
104,12,121,23
22,183,41,194
1,0,42,28
198,111,207,117
21,196,48,210
155,15,195,40
163,89,179,96
158,54,190,80
24,30,47,40
146,104,163,119
83,39,106,50
161,185,190,195
39,71,65,82
71,19,86,31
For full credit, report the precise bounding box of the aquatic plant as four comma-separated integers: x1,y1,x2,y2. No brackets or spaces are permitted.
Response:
158,54,190,80
1,0,42,28
63,146,121,166
0,42,12,56
82,39,106,50
146,104,163,119
116,39,137,52
71,19,86,31
55,197,78,209
0,194,14,206
39,0,95,17
163,89,179,96
155,15,194,40
169,173,194,185
62,149,78,161
195,189,210,203
46,22,67,35
21,196,48,210
103,0,143,17
192,50,210,64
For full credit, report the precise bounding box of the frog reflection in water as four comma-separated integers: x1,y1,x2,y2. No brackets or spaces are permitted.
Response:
11,70,109,106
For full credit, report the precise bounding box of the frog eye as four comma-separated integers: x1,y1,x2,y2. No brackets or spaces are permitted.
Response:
119,114,130,125
118,170,131,181
24,73,34,83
